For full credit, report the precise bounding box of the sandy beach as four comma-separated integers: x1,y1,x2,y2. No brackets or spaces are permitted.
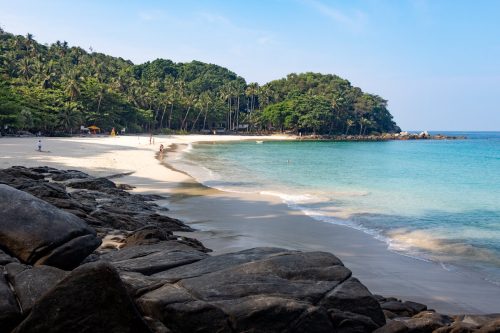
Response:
1,134,500,314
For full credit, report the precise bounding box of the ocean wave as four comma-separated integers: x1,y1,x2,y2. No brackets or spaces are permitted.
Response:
259,190,500,271
386,229,500,266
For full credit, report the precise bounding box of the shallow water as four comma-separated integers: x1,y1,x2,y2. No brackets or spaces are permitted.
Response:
171,132,500,283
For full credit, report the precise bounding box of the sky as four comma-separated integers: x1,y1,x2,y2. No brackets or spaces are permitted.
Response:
1,0,499,131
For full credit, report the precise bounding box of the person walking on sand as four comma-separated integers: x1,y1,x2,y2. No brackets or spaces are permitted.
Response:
36,140,42,152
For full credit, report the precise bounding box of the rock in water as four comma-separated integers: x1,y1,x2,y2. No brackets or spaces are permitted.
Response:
0,184,101,270
12,262,152,333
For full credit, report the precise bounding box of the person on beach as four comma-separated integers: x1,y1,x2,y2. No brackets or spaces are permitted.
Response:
36,140,42,152
159,144,164,153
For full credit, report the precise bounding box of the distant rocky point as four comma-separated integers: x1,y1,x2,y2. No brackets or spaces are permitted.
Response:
0,166,497,333
298,131,466,141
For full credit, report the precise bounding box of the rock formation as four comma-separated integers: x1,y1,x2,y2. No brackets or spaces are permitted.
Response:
0,166,499,333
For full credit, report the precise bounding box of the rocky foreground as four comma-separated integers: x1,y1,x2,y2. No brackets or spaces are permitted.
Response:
0,166,499,333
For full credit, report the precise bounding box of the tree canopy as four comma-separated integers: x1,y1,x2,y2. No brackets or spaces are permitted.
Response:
0,29,400,135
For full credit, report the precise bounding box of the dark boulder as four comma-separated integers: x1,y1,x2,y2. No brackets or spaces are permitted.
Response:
403,301,427,314
139,248,381,332
101,241,209,275
381,300,413,317
12,262,152,333
67,177,117,191
329,309,379,333
0,249,18,265
50,170,91,181
0,184,101,269
5,263,68,313
152,247,293,281
177,251,349,303
119,271,165,298
0,166,45,182
0,270,22,332
217,296,334,333
319,277,386,327
138,283,231,333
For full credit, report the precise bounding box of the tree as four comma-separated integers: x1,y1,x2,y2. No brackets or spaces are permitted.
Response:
345,119,354,135
18,108,34,130
58,105,81,134
64,70,81,103
181,93,197,131
18,57,33,81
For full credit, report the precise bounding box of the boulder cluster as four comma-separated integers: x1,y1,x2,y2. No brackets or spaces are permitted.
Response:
0,166,498,333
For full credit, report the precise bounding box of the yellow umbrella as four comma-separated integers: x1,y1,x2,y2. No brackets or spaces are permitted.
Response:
87,125,100,134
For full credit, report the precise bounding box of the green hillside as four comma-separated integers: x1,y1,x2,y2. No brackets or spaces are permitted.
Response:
0,29,399,135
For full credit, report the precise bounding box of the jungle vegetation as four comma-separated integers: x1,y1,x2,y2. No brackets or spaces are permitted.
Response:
0,29,400,135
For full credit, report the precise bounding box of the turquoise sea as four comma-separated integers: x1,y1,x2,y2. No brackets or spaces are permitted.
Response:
173,132,500,283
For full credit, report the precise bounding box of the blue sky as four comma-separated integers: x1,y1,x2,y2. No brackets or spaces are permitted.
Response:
1,0,499,130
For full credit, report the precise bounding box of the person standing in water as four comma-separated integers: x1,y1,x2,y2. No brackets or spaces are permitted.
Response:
36,140,42,152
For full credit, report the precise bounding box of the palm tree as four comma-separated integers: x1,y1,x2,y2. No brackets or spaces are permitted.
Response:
329,93,344,134
258,85,272,110
158,91,172,131
181,93,197,131
231,81,244,130
96,84,106,116
163,76,176,129
245,82,259,114
219,83,232,129
18,57,33,81
58,107,81,134
65,70,81,103
345,119,354,135
25,33,36,56
191,91,211,131
201,92,214,131
2,51,18,78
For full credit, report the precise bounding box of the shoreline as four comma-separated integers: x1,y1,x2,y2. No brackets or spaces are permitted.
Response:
162,140,500,315
1,134,500,314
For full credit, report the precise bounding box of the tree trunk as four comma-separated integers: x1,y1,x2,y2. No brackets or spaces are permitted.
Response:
181,106,191,131
97,95,102,115
228,98,232,130
191,108,204,131
168,103,174,129
236,95,240,130
160,104,167,130
202,106,208,130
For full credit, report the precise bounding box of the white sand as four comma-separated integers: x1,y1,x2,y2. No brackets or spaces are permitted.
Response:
1,134,500,314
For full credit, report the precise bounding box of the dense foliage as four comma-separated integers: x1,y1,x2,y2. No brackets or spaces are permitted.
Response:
0,29,399,135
